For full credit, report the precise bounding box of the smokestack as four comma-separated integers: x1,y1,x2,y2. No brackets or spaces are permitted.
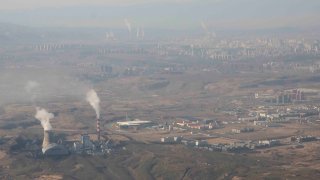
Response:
96,118,101,141
298,90,302,101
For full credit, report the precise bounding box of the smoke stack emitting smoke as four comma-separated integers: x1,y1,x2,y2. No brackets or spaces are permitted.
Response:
86,89,101,119
124,18,132,35
35,107,54,131
86,89,101,141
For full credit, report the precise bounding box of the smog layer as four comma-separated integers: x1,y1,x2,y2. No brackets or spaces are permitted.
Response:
0,20,320,180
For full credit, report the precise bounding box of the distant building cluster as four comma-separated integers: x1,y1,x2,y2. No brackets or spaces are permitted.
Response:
231,127,254,134
160,136,285,153
174,118,219,130
178,38,320,61
254,88,320,104
291,136,318,143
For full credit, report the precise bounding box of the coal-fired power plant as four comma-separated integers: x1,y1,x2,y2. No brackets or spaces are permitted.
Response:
30,90,113,156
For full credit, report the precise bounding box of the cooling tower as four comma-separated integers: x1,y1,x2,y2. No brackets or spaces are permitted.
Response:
42,130,53,150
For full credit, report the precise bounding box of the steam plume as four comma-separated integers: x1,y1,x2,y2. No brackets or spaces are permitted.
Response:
201,21,209,34
25,80,40,103
136,27,140,38
124,18,132,34
35,107,54,131
25,80,39,93
86,89,100,119
200,21,216,38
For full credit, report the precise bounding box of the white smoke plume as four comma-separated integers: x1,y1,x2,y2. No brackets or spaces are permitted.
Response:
124,18,132,34
201,21,216,38
35,107,54,131
201,21,209,34
25,80,40,93
86,89,100,119
136,27,140,38
25,80,40,103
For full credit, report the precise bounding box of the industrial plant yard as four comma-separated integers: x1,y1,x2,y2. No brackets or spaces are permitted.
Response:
1,1,320,179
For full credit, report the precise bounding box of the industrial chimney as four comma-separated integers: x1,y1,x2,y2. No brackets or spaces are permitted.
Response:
96,118,101,142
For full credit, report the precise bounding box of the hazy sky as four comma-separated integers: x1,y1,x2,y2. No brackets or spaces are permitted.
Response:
0,0,319,29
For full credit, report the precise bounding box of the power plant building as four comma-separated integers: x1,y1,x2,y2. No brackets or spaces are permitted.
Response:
73,134,111,155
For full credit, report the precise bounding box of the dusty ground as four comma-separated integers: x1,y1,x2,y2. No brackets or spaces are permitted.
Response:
0,151,6,160
207,137,237,144
248,142,320,178
35,175,63,180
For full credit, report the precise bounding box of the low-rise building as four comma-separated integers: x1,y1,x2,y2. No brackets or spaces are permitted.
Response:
296,136,317,143
195,140,208,147
254,121,268,126
232,127,254,133
175,120,188,127
187,124,203,130
258,140,280,146
161,137,174,143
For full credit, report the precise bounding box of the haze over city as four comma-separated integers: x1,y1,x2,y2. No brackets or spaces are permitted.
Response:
0,0,319,29
1,0,320,179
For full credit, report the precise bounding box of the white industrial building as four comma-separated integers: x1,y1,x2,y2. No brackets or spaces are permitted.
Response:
117,119,154,129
